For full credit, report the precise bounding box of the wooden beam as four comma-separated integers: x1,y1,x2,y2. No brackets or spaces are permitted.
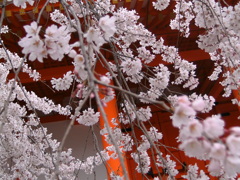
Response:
40,114,68,123
180,49,210,61
8,49,210,84
0,1,61,13
215,102,239,114
129,0,137,9
148,14,166,30
209,78,224,99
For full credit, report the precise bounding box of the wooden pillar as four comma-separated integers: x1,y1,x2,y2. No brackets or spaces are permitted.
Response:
96,62,129,179
98,91,121,178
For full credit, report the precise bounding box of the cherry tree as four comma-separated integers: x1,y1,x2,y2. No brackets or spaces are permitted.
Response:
0,0,239,179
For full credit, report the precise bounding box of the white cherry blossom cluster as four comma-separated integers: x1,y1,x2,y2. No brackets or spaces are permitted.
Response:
156,154,179,178
188,93,215,113
99,76,115,104
110,172,124,180
131,151,150,174
0,63,8,84
99,15,116,41
173,59,199,89
101,126,133,152
76,108,100,126
0,48,40,81
145,127,163,142
73,150,110,175
137,127,162,152
113,6,199,91
22,64,41,81
119,101,153,124
168,94,215,113
221,70,239,97
84,15,116,51
94,0,115,15
71,53,89,82
19,22,71,62
114,8,141,48
152,0,170,11
85,27,105,52
136,106,152,122
139,64,170,102
129,127,164,175
50,10,76,32
162,0,240,102
45,24,71,61
170,0,194,37
51,71,73,91
161,45,199,90
182,164,209,180
208,65,222,81
172,96,240,178
67,0,91,18
121,58,143,83
0,101,80,179
13,0,34,9
137,46,155,64
119,101,136,124
0,25,9,34
0,79,70,117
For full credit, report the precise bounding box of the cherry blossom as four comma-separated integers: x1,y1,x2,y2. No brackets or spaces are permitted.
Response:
171,102,196,128
136,106,152,122
153,0,170,11
203,115,225,139
0,25,8,34
76,108,100,126
182,164,210,180
226,134,240,156
45,24,71,61
13,0,34,9
208,159,223,177
179,119,203,139
84,27,105,51
131,151,150,174
156,154,179,177
18,22,47,62
99,15,116,40
179,138,209,158
51,71,73,91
